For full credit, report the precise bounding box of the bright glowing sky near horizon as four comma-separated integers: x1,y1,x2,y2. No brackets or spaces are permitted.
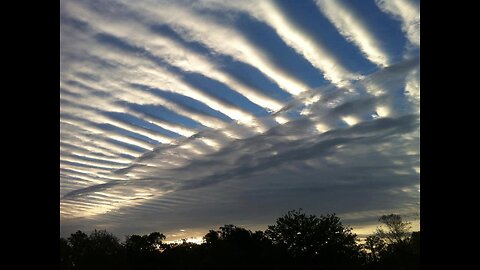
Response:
60,0,420,241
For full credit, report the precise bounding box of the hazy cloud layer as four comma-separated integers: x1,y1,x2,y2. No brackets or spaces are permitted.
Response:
60,0,420,240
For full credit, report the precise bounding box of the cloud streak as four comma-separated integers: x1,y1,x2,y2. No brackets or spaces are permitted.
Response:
314,0,392,67
60,0,419,239
375,0,420,47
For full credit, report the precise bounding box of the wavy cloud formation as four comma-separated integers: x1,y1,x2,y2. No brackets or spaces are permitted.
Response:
60,0,420,240
375,0,420,47
314,0,392,67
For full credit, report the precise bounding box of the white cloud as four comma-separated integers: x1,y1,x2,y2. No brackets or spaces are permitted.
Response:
314,0,391,67
375,0,420,47
405,64,420,110
119,0,311,95
60,0,419,238
63,0,285,113
61,59,420,230
203,0,360,86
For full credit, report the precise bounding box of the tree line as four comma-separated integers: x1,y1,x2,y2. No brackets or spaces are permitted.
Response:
60,209,419,270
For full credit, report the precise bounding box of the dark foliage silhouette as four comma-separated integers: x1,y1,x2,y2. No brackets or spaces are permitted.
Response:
61,229,126,270
124,232,166,269
376,214,412,245
363,214,420,270
265,209,364,270
60,210,419,270
194,224,284,270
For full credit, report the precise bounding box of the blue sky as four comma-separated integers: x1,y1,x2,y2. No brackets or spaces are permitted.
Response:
60,0,420,241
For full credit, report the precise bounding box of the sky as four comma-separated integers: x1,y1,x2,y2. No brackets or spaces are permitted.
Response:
60,0,420,242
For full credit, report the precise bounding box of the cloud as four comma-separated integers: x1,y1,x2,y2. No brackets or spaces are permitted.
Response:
115,0,312,95
61,58,419,237
60,0,419,239
314,0,392,67
375,0,420,47
198,0,362,86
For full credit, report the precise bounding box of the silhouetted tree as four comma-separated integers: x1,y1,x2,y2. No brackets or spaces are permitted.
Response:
363,234,386,263
410,231,420,255
197,224,286,270
125,232,165,252
265,209,364,269
376,214,411,245
60,237,74,270
60,211,419,270
162,241,204,270
66,230,90,269
85,229,125,269
363,214,419,270
204,229,220,245
63,230,126,270
124,232,165,269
